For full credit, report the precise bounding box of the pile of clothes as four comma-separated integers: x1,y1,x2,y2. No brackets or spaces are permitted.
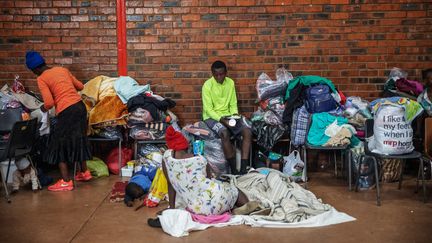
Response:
80,75,177,140
383,67,424,99
1,75,44,123
251,68,292,151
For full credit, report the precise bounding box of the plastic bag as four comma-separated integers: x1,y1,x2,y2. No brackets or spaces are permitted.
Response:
143,168,168,207
369,105,414,155
86,157,109,178
129,126,164,140
106,147,133,175
12,75,25,93
389,67,408,80
96,126,122,140
203,138,228,176
128,107,153,123
256,72,288,101
276,67,294,84
138,144,162,158
263,109,283,125
351,146,375,189
283,150,305,182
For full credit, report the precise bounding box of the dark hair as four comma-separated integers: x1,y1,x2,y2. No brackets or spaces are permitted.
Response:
211,60,227,72
422,68,432,80
124,182,145,205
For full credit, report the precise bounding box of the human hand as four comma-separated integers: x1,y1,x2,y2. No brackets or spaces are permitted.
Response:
219,117,230,127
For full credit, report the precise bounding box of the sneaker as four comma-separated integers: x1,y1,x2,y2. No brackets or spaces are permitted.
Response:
75,170,92,182
48,179,74,192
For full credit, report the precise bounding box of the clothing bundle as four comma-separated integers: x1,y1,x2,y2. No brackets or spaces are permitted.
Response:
81,75,128,136
251,68,292,151
383,67,424,99
368,97,423,155
80,75,177,140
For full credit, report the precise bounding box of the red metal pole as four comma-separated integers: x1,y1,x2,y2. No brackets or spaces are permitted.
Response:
116,0,127,76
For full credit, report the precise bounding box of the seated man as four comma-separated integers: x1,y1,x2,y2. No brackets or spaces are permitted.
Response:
202,60,252,175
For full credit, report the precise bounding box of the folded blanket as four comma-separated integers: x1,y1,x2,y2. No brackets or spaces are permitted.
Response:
88,95,128,126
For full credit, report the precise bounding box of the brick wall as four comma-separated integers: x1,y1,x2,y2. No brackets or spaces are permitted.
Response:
1,0,431,125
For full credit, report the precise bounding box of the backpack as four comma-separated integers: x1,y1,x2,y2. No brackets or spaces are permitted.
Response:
305,84,337,113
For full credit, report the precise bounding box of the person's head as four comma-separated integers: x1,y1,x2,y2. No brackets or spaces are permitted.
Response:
422,68,432,87
124,182,145,207
165,126,189,152
25,51,46,76
211,60,227,83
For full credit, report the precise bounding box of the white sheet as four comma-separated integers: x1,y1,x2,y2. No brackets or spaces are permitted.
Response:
159,209,244,237
159,208,356,237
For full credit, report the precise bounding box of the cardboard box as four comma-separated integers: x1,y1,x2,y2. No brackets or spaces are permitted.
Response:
0,160,17,184
121,166,133,177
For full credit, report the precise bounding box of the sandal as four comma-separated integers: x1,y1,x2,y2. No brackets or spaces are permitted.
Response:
147,218,162,228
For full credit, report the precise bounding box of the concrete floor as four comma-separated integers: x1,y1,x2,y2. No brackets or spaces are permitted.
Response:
0,172,431,243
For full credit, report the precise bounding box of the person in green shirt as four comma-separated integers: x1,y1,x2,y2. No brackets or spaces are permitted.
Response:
202,61,252,175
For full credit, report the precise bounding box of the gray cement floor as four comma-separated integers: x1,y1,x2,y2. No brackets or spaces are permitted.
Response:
0,172,431,243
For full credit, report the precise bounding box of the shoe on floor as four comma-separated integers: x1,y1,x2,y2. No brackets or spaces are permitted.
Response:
75,170,92,182
147,217,162,228
48,179,74,192
232,201,260,215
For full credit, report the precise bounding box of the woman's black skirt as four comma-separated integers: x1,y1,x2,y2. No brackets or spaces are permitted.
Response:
46,101,92,165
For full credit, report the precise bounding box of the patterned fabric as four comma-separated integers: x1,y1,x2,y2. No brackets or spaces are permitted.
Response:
233,168,331,222
381,159,401,183
290,106,310,146
417,89,432,116
370,96,423,123
163,149,238,216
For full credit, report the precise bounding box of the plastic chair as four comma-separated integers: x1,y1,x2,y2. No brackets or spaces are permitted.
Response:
0,118,38,203
0,108,23,147
352,119,426,206
0,108,23,133
302,119,351,189
303,142,349,190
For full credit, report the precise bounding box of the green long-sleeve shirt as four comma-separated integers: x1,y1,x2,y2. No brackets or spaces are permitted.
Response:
202,76,238,121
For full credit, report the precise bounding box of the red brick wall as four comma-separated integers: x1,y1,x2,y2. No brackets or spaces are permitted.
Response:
1,0,431,125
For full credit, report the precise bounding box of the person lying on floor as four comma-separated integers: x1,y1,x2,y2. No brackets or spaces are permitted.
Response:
148,126,254,227
202,60,252,175
124,173,151,207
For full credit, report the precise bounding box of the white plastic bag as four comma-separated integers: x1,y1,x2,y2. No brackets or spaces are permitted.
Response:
256,68,292,101
369,105,414,155
282,150,305,182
